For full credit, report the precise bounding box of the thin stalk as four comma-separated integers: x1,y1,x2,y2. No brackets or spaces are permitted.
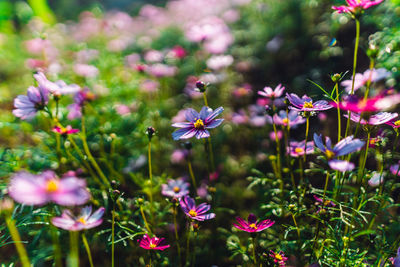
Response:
5,215,31,267
82,233,94,267
252,236,257,265
50,225,63,267
111,208,115,267
202,92,209,107
68,231,79,267
291,213,300,239
140,205,152,233
322,171,330,205
272,116,282,179
191,231,197,267
148,140,154,207
186,226,191,266
335,82,341,142
173,206,182,266
303,116,310,163
363,59,375,100
207,137,215,172
187,160,197,190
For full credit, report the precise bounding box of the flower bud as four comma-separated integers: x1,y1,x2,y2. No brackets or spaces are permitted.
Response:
195,81,206,92
331,73,342,83
146,127,156,140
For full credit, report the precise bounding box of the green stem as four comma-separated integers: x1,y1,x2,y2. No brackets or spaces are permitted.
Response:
82,233,94,267
303,116,310,163
291,213,300,239
203,92,209,107
50,225,63,267
111,208,115,267
5,215,31,267
140,205,152,233
272,115,282,179
173,206,182,267
207,137,215,172
335,83,341,142
252,236,257,265
68,231,79,267
322,171,330,205
187,160,197,190
148,140,153,207
363,59,375,100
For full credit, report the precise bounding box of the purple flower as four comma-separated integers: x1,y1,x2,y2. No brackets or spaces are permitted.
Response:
13,86,49,120
233,214,275,233
51,206,105,231
273,110,305,128
172,107,224,140
8,170,90,206
179,195,215,221
287,140,314,157
313,195,336,213
390,162,400,176
368,172,384,187
341,68,390,93
137,234,170,251
286,93,332,112
314,133,365,172
67,88,96,120
344,112,398,125
34,72,81,96
258,84,285,99
161,178,190,198
269,250,288,266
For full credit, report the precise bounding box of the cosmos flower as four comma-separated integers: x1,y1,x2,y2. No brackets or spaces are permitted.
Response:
314,133,365,172
390,162,400,176
269,250,288,266
258,84,285,99
8,170,90,206
344,112,398,126
206,55,234,71
386,118,400,129
137,234,170,251
172,106,224,140
313,195,336,213
233,214,275,233
161,178,190,199
67,88,96,120
287,140,314,157
33,72,80,96
51,206,105,231
179,195,215,221
332,0,384,14
332,95,382,113
286,93,332,112
52,125,80,135
272,110,306,128
13,86,49,120
340,68,390,93
368,172,384,187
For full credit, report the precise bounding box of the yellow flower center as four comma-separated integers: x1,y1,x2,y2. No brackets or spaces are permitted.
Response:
275,254,283,261
395,120,400,126
149,242,157,248
324,200,331,206
173,186,180,193
303,101,313,109
77,217,86,225
46,180,59,193
282,118,289,125
249,223,257,229
189,209,197,217
295,147,304,154
194,119,204,129
325,150,335,159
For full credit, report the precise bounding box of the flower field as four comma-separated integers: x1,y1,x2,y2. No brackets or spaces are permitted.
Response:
0,0,400,266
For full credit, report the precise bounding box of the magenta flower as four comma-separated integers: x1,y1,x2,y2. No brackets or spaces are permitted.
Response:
34,72,80,96
172,106,224,140
52,125,79,135
52,206,105,231
161,178,190,199
314,133,365,172
390,162,400,176
138,234,170,251
286,93,332,112
332,95,382,113
332,0,384,14
287,140,314,157
344,112,398,125
233,214,275,233
386,118,400,129
13,86,49,120
269,250,288,266
179,195,215,221
272,110,305,128
8,170,90,206
313,195,336,213
258,84,285,99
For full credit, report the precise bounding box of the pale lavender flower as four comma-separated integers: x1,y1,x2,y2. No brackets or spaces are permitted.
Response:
13,85,49,120
161,178,190,199
73,64,99,78
34,72,80,95
8,170,90,206
368,172,384,187
206,55,234,71
258,84,285,99
341,68,390,93
52,206,105,231
344,112,398,125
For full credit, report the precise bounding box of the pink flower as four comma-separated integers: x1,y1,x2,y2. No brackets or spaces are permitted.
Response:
34,72,81,96
138,234,170,250
269,130,283,141
52,206,105,231
52,125,79,135
73,64,99,78
258,84,285,99
233,214,275,233
341,68,390,93
8,170,90,206
115,104,131,116
169,45,186,59
287,140,314,157
146,64,177,77
332,0,384,14
269,250,288,266
206,55,234,71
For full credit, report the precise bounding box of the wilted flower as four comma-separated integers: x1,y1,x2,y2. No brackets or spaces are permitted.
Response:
172,106,224,140
332,0,384,14
52,125,79,135
272,110,305,128
314,133,365,172
258,84,285,99
161,178,190,199
34,72,80,96
269,250,288,266
233,214,275,233
341,68,390,93
344,112,398,126
52,206,105,231
13,85,49,120
180,195,215,221
287,140,314,157
138,234,170,250
286,93,332,112
313,195,336,213
8,170,90,206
